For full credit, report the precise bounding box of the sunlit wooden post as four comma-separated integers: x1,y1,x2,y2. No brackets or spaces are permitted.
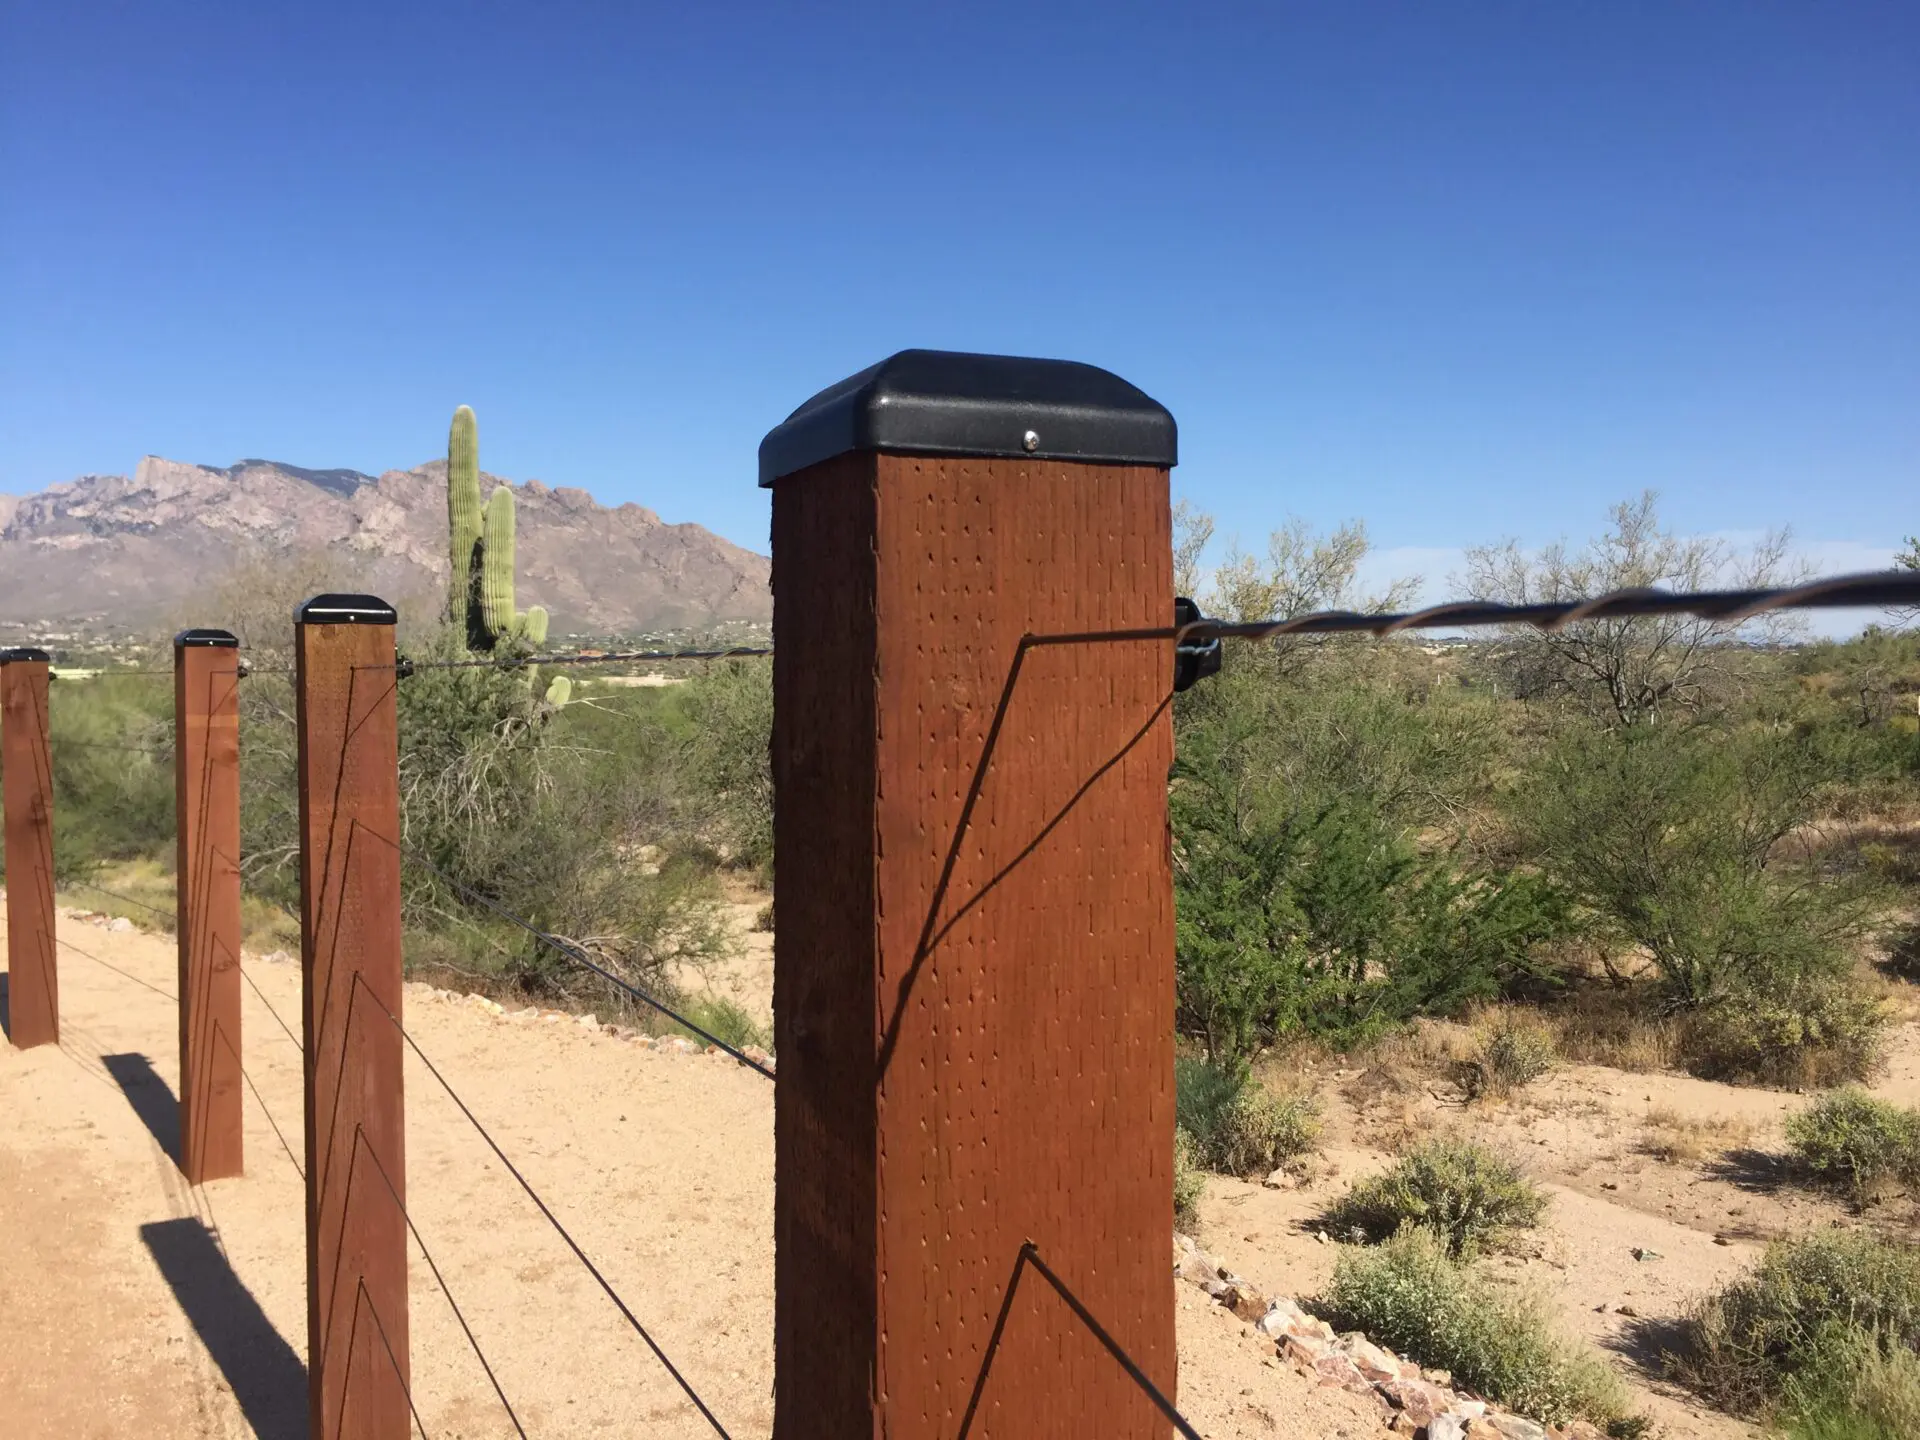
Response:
294,595,408,1439
175,628,244,1182
764,351,1181,1437
1,646,57,1050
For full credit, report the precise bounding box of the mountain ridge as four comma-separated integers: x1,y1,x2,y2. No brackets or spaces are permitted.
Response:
0,456,770,634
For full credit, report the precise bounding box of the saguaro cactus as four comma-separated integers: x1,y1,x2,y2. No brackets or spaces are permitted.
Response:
442,405,570,706
447,406,484,638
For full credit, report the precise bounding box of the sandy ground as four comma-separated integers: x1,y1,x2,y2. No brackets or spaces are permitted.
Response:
0,904,1395,1440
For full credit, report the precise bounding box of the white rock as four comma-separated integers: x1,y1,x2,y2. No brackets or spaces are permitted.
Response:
1427,1417,1466,1440
106,916,134,932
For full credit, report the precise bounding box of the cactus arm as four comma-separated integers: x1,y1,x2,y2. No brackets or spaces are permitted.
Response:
446,406,482,630
479,485,517,645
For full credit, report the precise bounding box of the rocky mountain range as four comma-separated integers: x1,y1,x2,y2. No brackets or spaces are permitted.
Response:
0,456,770,635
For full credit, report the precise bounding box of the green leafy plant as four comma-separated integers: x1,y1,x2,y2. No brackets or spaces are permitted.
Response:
1456,1015,1558,1100
1314,1227,1640,1433
1785,1089,1920,1203
1174,1056,1320,1177
1676,1231,1920,1421
1173,1127,1206,1232
1322,1136,1547,1257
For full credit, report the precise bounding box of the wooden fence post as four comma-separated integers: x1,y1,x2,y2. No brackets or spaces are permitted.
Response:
294,595,409,1439
763,351,1181,1437
1,646,57,1050
175,628,244,1182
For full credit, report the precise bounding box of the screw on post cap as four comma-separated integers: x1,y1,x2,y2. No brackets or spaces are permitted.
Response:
758,349,1176,487
295,594,398,626
174,628,240,648
0,647,51,664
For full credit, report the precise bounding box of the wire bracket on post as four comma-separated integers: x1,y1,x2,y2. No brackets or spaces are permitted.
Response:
1172,597,1222,692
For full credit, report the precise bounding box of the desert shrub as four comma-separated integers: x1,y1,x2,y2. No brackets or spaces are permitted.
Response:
1785,1089,1920,1202
675,659,773,878
1513,720,1885,1084
1322,1136,1546,1257
1172,730,1567,1058
1675,1231,1920,1417
1173,1127,1206,1232
34,674,176,885
1456,1015,1557,1099
1314,1228,1639,1433
1779,1323,1920,1440
1174,1056,1320,1176
665,995,767,1052
1680,973,1889,1089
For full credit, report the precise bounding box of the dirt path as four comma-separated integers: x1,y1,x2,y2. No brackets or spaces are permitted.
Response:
1,905,1397,1439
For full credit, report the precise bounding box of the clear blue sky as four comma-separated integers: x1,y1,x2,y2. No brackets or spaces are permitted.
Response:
4,2,1915,591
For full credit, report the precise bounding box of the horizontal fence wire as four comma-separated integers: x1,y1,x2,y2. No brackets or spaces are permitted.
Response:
957,1241,1201,1440
57,740,173,757
1033,567,1920,650
357,822,774,1080
348,972,737,1440
67,880,174,918
383,644,773,674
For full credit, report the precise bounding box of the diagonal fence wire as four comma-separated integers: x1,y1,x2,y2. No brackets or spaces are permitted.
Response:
348,971,739,1440
352,821,774,1080
348,1119,528,1438
957,1241,1201,1440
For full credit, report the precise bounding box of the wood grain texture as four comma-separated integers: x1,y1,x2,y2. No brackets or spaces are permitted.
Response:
772,454,1176,1439
2,657,57,1050
295,618,409,1440
175,643,244,1183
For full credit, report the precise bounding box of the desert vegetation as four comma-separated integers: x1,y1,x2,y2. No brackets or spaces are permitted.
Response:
12,478,1920,1436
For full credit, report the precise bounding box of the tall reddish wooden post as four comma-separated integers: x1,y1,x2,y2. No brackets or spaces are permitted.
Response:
764,351,1180,1437
294,595,408,1440
2,646,58,1050
175,628,244,1182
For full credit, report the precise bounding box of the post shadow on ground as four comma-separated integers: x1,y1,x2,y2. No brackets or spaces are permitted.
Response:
141,1217,308,1440
101,1052,181,1163
1,970,10,1039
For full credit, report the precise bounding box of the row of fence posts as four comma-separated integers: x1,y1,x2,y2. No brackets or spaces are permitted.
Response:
2,350,1189,1438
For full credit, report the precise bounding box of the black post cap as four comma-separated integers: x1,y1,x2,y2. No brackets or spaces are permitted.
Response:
0,647,51,664
758,348,1177,487
295,594,397,626
174,628,240,649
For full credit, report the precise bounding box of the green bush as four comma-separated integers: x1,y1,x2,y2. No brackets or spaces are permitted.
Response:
1173,1127,1206,1232
666,995,767,1052
1780,1323,1920,1440
1322,1137,1546,1257
1174,1056,1321,1177
1314,1228,1639,1433
1457,1016,1557,1100
1681,974,1889,1089
1785,1089,1920,1203
1676,1231,1920,1417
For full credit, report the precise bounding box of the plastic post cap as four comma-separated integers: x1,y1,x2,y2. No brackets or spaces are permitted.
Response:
758,349,1176,487
295,594,398,626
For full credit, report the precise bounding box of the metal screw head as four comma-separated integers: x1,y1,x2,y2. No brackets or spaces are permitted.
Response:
1022,429,1040,453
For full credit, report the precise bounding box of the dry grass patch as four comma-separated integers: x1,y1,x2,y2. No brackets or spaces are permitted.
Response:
1638,1105,1753,1165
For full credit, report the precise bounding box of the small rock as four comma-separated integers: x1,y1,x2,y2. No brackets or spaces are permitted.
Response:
1338,1336,1400,1384
1313,1229,1330,1245
1262,1167,1299,1190
1713,1234,1732,1246
1222,1284,1270,1323
1599,1181,1618,1190
106,916,134,932
1615,1304,1639,1318
1422,1367,1453,1387
1487,1414,1548,1440
1381,1377,1445,1427
1428,1417,1467,1440
1630,1247,1662,1262
1387,1414,1418,1436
